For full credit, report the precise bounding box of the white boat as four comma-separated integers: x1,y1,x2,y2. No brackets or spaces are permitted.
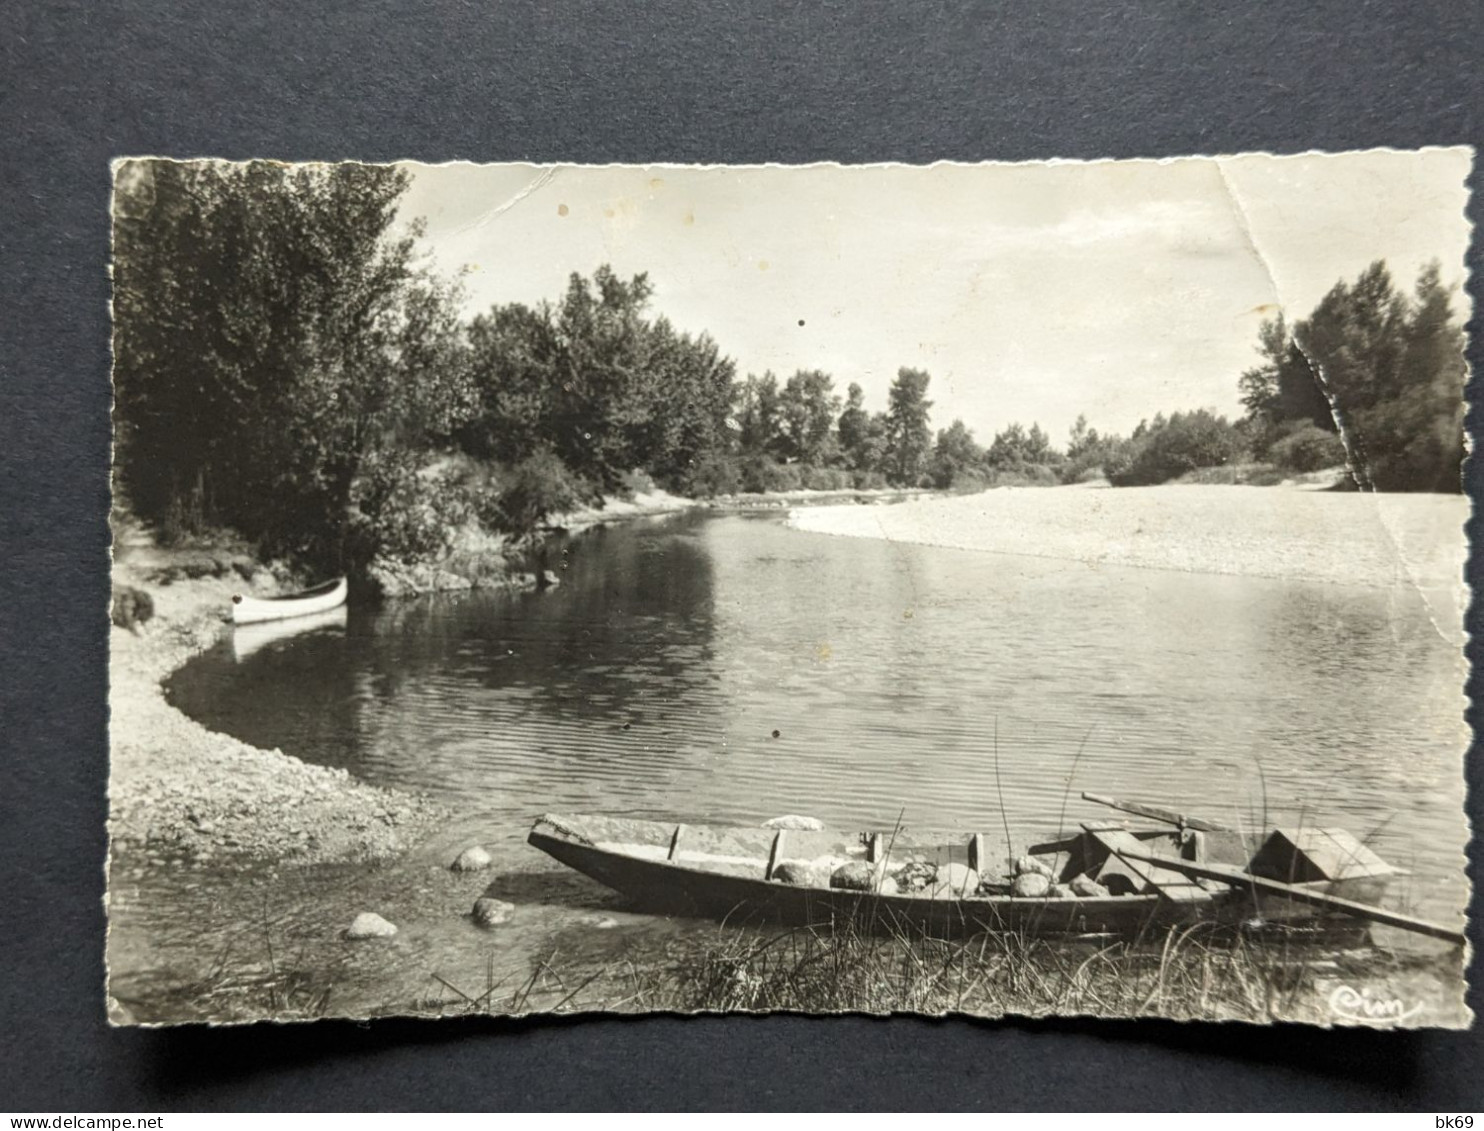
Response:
230,576,348,625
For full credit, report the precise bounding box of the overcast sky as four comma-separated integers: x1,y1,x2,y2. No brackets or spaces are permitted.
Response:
396,151,1471,442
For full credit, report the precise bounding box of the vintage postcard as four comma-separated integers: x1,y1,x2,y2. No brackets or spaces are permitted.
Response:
106,152,1473,1028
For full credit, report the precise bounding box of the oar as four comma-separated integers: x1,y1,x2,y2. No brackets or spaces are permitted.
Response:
1082,791,1232,834
1109,844,1466,946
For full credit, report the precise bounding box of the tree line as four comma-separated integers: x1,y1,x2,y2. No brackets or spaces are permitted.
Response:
910,258,1468,493
112,163,1467,577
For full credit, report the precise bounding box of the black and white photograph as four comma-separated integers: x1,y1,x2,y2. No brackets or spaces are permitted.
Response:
105,152,1472,1029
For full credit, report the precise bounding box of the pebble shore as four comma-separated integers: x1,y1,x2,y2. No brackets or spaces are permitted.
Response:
107,540,447,876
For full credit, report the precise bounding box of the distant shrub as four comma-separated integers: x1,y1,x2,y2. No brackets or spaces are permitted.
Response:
1107,410,1249,487
619,468,658,497
677,454,742,498
740,458,802,494
482,449,593,540
1174,462,1285,487
989,464,1060,488
948,466,989,492
1060,440,1124,485
803,466,851,491
1268,423,1347,473
851,469,888,490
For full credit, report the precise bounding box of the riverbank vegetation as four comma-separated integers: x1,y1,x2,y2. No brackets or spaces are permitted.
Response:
407,918,1460,1026
653,921,1331,1021
112,162,1468,584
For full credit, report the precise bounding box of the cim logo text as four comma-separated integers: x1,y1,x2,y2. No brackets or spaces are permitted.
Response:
1327,983,1424,1026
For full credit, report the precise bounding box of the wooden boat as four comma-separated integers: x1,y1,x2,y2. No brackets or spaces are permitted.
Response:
528,798,1460,944
230,576,348,626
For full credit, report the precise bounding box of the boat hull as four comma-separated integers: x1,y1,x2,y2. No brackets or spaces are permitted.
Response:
529,820,1232,937
231,577,348,625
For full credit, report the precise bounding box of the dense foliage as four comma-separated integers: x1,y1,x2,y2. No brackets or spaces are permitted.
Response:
1103,410,1249,487
113,163,1468,580
113,160,435,566
112,164,953,578
1238,261,1466,491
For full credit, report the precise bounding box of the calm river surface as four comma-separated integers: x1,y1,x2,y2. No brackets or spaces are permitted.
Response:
148,507,1468,1017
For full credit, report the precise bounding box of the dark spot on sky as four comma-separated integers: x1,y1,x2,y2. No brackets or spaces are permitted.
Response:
797,319,805,327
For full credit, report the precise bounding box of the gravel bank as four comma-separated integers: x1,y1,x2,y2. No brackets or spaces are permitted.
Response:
107,535,447,873
788,482,1468,594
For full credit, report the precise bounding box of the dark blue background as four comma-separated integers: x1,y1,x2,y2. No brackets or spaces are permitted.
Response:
3,0,1481,1111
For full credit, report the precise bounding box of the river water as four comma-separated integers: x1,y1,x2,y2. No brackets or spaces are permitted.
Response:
136,506,1469,1019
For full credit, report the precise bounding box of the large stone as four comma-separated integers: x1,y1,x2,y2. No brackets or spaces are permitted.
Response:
830,861,875,890
110,585,155,632
929,862,980,899
893,860,938,892
451,845,493,872
771,860,831,887
762,814,824,831
344,912,397,940
1013,855,1054,879
1069,875,1110,898
823,864,900,895
1013,872,1051,898
472,897,514,928
830,861,900,892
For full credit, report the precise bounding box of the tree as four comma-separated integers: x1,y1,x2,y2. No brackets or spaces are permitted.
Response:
632,318,738,493
883,368,933,485
1247,259,1468,491
1350,262,1467,491
860,413,891,477
1106,410,1248,487
737,372,783,456
545,267,656,491
837,383,871,468
777,369,840,466
1025,423,1054,465
928,419,985,488
459,301,561,464
112,159,429,565
986,421,1054,469
1063,415,1124,484
1066,414,1099,461
458,268,741,500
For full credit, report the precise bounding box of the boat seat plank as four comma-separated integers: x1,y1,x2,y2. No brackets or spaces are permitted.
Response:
967,833,986,874
765,829,786,880
1085,826,1212,903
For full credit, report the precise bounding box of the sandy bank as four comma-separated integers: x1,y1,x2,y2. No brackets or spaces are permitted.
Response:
107,531,447,873
787,483,1469,595
558,486,699,531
